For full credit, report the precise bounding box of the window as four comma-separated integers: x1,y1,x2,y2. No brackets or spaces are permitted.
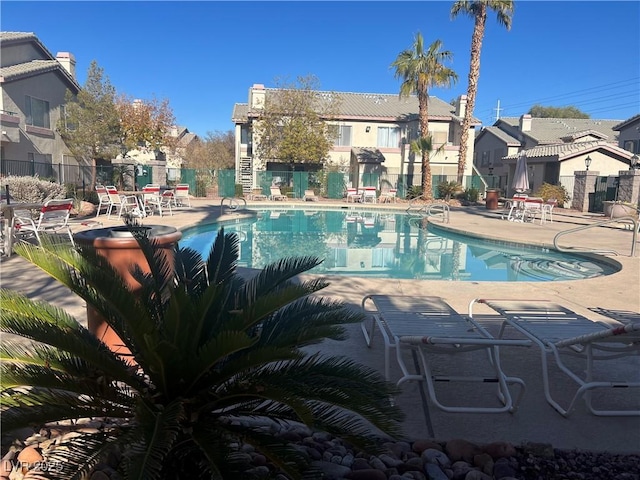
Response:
377,127,400,148
624,140,638,154
240,125,251,145
25,96,50,129
334,125,352,147
481,151,490,167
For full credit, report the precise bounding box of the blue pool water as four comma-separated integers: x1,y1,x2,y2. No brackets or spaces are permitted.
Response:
179,209,618,282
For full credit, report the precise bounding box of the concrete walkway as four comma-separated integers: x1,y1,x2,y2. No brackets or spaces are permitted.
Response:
1,199,638,453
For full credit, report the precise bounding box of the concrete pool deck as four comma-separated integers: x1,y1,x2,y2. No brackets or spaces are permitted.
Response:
1,198,638,453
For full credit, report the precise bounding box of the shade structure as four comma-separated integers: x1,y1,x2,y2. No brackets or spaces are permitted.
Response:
512,151,529,193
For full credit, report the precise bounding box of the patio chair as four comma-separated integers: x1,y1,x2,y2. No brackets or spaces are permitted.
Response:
174,184,191,207
346,188,361,203
470,299,640,417
269,187,287,201
95,185,110,217
142,185,173,216
14,198,75,247
379,188,397,203
542,198,557,223
361,295,529,415
303,189,318,201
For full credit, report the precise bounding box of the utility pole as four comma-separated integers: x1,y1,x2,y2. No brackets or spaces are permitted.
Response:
494,100,502,121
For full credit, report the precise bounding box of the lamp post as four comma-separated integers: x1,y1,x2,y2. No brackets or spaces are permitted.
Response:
584,156,592,171
631,154,639,170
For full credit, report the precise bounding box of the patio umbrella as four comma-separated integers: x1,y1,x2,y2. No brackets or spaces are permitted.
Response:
512,151,529,193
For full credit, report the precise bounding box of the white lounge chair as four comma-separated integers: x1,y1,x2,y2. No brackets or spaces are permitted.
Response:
361,295,529,415
303,189,318,201
269,187,287,201
470,299,640,417
174,184,191,207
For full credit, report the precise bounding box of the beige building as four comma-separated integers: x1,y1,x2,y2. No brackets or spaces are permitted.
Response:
613,114,640,157
1,31,80,178
474,115,634,196
232,84,480,192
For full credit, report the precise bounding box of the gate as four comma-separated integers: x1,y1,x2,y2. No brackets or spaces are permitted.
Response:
292,171,308,198
590,176,618,213
135,165,153,188
327,172,346,199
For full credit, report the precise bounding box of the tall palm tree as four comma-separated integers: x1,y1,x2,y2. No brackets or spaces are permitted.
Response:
391,33,457,201
1,229,403,479
451,0,514,184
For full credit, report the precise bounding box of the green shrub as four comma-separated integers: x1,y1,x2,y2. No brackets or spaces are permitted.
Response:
534,183,570,207
1,175,66,203
407,185,423,199
463,187,480,202
437,181,463,201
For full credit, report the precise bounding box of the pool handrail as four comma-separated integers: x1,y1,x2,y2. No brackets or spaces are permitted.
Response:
553,215,638,257
220,197,247,210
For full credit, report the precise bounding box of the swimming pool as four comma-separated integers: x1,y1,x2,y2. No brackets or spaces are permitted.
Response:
179,209,618,282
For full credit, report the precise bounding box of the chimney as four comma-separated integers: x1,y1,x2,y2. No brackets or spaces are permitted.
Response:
456,95,467,118
56,52,76,80
519,114,532,132
249,84,266,110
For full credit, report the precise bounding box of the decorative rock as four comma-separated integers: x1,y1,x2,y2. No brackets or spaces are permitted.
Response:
16,445,43,465
403,472,427,480
405,457,424,470
310,460,352,480
251,453,267,466
473,453,494,475
483,442,516,459
380,453,404,468
421,448,451,468
451,460,474,480
351,458,372,470
345,468,387,480
464,471,492,480
341,453,355,467
244,465,270,478
424,463,449,480
493,457,517,479
445,439,482,463
521,442,555,459
369,456,387,471
412,439,443,454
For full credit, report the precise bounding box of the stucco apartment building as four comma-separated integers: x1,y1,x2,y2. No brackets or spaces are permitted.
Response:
232,84,480,192
474,114,635,196
1,31,80,177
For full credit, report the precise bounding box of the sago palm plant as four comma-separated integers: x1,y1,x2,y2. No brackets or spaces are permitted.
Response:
1,227,403,479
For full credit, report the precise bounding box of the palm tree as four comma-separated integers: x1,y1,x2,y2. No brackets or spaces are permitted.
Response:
1,229,403,479
451,0,514,184
391,33,457,201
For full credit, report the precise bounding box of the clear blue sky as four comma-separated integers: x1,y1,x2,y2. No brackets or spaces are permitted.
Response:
2,1,639,137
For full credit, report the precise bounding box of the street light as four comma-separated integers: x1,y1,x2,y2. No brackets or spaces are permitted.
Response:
584,156,592,171
631,154,639,170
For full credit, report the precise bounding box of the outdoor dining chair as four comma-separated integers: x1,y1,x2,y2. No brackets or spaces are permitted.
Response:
13,198,75,247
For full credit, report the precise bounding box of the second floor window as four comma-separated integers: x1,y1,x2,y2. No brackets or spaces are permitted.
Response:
25,96,50,129
334,125,352,147
377,126,400,148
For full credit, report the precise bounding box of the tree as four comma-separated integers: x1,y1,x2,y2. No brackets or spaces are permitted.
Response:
391,34,458,200
451,0,514,184
254,75,341,165
57,61,122,188
184,130,235,170
116,95,177,153
528,105,590,118
1,229,403,479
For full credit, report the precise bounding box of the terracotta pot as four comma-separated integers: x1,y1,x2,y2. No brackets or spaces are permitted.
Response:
74,225,182,362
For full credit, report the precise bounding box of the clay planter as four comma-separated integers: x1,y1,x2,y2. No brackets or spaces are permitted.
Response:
73,225,182,362
603,201,639,219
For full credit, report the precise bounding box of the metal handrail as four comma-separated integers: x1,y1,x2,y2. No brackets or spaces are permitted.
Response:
553,216,639,257
406,200,450,224
220,197,247,210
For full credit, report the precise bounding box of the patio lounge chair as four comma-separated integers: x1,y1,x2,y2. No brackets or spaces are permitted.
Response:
361,295,529,415
470,299,640,417
269,187,287,201
303,189,318,201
